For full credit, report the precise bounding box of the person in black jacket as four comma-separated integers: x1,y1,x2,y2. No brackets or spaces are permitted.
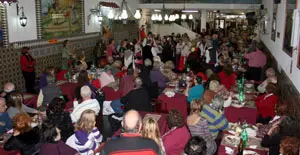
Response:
121,77,152,112
46,97,74,142
4,113,41,155
261,116,300,155
142,39,154,63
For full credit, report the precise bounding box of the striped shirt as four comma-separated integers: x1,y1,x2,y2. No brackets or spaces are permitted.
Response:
75,127,103,154
200,105,229,138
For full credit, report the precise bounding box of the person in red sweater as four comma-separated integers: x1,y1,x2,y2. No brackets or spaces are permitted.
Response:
218,65,236,90
163,109,191,155
255,83,278,124
20,47,36,93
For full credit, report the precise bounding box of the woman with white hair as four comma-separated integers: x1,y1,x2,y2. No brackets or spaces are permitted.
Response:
257,68,277,93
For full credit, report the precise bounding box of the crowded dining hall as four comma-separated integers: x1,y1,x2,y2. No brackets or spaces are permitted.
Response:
0,0,300,155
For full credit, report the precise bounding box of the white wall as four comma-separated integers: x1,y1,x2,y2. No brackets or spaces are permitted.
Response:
151,23,197,40
84,0,101,33
260,0,300,92
7,0,37,43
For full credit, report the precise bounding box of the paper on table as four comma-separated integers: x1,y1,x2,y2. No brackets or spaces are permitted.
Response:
225,146,234,154
143,114,161,122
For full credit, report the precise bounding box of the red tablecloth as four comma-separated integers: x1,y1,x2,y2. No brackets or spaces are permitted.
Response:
0,149,18,155
23,94,38,108
113,112,169,137
59,82,78,101
224,106,257,124
158,93,188,118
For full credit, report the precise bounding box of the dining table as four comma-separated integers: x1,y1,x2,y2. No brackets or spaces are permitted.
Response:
113,112,169,137
224,83,258,125
57,80,78,101
218,131,268,155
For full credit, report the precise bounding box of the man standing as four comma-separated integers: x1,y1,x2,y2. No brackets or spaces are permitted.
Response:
211,34,219,64
101,110,160,155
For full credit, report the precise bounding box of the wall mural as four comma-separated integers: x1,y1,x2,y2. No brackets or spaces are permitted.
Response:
271,2,277,41
283,0,297,56
41,0,83,39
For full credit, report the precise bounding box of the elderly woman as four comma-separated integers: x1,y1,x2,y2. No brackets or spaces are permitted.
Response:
187,100,217,155
257,68,277,93
200,94,229,139
1,82,16,101
261,116,300,155
163,109,191,155
4,113,41,155
255,83,278,124
75,70,97,100
257,100,288,138
150,61,169,90
161,61,176,81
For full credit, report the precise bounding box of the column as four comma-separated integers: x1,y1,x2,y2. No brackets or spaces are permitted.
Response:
201,10,207,32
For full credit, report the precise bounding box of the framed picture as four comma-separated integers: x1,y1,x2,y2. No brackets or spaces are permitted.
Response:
283,0,297,56
41,0,83,39
271,3,278,41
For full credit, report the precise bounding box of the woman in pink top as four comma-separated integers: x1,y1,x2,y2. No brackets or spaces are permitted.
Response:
163,109,191,155
244,42,266,81
106,39,116,57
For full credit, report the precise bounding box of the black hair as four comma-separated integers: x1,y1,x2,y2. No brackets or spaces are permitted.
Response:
184,136,207,155
40,120,58,143
195,76,203,84
47,97,66,115
63,40,69,47
109,38,114,44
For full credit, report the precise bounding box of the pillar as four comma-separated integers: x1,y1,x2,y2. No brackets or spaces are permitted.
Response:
201,10,207,32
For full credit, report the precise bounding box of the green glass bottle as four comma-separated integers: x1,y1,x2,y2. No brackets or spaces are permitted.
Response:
186,63,190,74
240,123,248,147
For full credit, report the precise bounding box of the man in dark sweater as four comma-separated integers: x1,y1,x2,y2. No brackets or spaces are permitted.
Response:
121,77,152,112
100,110,161,155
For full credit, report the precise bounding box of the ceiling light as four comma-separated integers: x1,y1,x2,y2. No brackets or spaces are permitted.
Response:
154,9,161,12
181,14,187,20
164,14,169,21
134,10,141,19
121,9,128,19
151,14,156,21
175,14,179,19
158,14,162,21
188,14,193,20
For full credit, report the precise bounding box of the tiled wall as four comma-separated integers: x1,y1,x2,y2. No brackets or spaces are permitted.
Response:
0,37,98,91
0,23,139,91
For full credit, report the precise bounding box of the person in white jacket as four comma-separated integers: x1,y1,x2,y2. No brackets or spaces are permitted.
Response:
70,86,100,123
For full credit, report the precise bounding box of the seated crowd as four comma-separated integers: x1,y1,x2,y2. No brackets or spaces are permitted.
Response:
0,29,300,155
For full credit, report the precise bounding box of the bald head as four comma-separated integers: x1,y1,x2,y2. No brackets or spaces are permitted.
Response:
4,82,15,93
122,110,142,133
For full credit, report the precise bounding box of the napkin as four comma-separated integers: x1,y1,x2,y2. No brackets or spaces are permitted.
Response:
225,147,234,154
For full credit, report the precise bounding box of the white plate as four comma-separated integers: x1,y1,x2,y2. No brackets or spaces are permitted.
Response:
243,150,259,155
246,128,257,137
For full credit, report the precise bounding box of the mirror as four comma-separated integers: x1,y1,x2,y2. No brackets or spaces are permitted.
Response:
283,0,297,56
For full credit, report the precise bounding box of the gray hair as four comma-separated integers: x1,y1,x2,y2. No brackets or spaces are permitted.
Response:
144,59,152,67
80,86,92,99
46,76,56,84
153,61,161,69
211,94,224,111
134,77,143,88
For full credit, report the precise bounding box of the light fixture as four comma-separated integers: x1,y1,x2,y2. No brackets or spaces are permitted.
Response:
181,14,187,20
134,9,141,19
154,9,161,12
158,14,162,21
151,14,156,21
98,15,103,22
17,3,27,27
164,14,169,21
175,14,179,19
188,14,193,20
182,10,198,13
121,9,128,19
108,10,114,19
